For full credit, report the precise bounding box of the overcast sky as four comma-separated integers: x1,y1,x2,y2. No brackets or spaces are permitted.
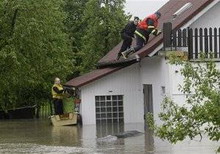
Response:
124,0,169,19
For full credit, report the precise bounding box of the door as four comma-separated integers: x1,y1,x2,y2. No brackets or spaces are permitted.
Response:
143,84,153,129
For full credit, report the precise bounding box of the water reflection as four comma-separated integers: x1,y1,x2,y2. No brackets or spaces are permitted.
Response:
51,125,82,146
96,121,124,138
96,122,124,148
145,128,154,153
0,119,219,154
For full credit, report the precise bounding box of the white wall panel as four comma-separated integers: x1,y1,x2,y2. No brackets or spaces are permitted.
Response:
168,64,184,95
169,62,220,106
140,56,169,123
80,64,143,125
190,1,220,29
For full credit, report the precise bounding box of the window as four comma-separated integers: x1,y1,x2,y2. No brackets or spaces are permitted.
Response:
95,95,124,124
173,3,192,20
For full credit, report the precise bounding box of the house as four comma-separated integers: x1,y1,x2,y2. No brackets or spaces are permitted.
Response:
66,0,220,125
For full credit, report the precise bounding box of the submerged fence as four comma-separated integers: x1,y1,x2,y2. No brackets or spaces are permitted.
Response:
38,102,52,118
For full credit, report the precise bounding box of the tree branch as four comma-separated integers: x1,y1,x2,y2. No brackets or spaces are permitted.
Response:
11,9,19,35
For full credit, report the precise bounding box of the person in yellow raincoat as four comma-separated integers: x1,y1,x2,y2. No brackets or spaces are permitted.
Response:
51,77,65,115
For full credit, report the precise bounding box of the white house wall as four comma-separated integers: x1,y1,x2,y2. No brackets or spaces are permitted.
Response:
168,62,220,106
165,1,220,106
80,64,143,125
140,56,169,123
189,1,220,29
168,63,187,106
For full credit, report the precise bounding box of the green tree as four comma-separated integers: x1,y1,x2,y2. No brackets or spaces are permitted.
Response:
80,0,128,72
0,0,73,110
147,55,220,152
63,0,89,79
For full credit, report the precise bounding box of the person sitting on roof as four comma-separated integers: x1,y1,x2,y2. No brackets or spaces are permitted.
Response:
117,16,140,60
121,12,162,59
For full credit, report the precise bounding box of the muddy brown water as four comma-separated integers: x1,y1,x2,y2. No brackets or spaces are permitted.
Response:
0,119,218,154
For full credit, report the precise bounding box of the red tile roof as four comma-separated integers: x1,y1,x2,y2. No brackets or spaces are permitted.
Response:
99,0,214,62
65,67,123,87
66,0,214,87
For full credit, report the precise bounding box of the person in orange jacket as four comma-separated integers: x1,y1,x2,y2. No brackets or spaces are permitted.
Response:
121,12,162,59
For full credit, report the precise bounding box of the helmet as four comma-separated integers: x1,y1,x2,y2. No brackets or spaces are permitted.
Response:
155,11,161,18
54,77,60,84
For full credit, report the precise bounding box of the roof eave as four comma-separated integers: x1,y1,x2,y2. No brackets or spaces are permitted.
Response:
65,67,123,88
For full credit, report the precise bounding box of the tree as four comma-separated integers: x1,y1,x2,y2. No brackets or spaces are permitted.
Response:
80,0,128,72
147,54,220,152
0,0,73,110
63,0,89,79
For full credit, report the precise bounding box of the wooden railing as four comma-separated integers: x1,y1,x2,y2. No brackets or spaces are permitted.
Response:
163,22,220,60
188,28,220,59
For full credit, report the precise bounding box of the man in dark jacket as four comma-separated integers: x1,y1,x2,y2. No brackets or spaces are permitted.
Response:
117,16,140,60
121,12,162,59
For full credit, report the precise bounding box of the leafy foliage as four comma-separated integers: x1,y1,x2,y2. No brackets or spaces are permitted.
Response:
63,0,89,79
0,0,128,111
80,0,128,72
147,54,220,152
0,0,73,110
63,0,128,75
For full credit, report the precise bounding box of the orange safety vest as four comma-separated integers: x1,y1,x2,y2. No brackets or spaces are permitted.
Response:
138,14,158,30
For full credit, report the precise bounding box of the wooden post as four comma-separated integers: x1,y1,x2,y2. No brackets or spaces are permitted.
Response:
163,22,172,50
183,29,187,47
177,29,182,47
209,28,213,53
204,28,208,57
195,28,198,59
173,30,177,50
214,28,217,58
199,28,203,57
218,28,220,58
188,28,193,60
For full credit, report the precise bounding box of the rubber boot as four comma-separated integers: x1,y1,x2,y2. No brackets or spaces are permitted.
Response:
116,53,121,60
121,47,135,59
135,54,140,62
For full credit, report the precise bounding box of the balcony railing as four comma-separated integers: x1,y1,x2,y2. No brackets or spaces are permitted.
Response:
163,22,220,60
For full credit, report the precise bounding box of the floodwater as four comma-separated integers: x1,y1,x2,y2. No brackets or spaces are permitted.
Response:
0,119,218,154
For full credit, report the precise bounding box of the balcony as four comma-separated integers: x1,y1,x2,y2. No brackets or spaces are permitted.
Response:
163,22,220,61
